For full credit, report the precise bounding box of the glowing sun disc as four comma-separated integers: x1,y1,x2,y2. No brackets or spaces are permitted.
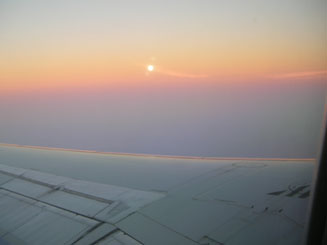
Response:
147,65,154,72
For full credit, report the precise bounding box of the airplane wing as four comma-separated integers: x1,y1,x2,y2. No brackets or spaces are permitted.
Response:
0,144,314,245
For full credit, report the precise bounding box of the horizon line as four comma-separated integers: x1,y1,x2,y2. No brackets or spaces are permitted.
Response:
0,143,316,162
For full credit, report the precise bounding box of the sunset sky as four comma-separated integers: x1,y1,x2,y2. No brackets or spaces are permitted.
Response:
0,0,326,157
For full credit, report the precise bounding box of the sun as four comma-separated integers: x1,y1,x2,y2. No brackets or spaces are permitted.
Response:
147,65,154,72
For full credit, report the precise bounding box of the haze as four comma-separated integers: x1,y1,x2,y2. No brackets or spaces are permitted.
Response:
0,0,326,158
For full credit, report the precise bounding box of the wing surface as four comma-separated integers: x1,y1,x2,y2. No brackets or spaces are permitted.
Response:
0,145,314,245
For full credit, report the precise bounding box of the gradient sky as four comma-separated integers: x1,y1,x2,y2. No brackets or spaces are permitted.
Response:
0,0,326,157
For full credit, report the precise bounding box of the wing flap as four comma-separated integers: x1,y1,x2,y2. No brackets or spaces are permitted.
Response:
0,164,163,244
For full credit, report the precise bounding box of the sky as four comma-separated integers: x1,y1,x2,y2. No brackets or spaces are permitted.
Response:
0,0,326,158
